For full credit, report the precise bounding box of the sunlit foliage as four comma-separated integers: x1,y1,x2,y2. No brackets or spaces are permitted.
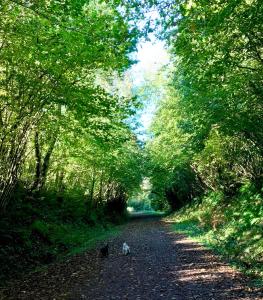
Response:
0,0,143,211
147,0,263,208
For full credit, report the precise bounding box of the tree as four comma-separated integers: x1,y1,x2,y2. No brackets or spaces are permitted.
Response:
146,0,263,209
0,0,140,210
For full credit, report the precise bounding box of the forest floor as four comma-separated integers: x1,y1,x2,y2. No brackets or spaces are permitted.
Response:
0,216,262,300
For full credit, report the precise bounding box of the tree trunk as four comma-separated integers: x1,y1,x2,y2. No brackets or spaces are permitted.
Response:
30,131,42,192
57,170,64,204
89,168,96,207
31,130,57,193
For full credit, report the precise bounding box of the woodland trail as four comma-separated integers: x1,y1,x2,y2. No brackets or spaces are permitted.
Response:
1,217,262,300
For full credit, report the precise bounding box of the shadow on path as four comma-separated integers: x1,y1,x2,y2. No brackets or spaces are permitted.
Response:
1,219,262,300
71,220,262,300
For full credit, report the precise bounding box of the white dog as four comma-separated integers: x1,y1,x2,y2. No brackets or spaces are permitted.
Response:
122,242,130,255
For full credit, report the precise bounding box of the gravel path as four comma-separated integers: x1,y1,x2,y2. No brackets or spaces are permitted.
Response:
1,217,262,300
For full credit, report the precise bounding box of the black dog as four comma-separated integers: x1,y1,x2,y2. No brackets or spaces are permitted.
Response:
100,244,109,257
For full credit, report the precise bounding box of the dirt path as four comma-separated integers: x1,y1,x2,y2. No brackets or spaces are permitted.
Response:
1,218,262,300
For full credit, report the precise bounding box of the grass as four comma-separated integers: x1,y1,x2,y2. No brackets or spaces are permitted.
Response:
170,220,205,238
28,222,123,276
60,223,123,256
0,221,123,285
0,191,126,283
166,186,263,286
168,219,263,289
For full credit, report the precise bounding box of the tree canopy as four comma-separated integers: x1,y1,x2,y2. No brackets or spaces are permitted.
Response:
145,0,262,210
0,0,144,212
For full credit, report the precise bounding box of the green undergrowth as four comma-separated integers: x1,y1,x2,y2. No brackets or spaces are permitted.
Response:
166,183,263,284
0,191,125,284
1,222,121,285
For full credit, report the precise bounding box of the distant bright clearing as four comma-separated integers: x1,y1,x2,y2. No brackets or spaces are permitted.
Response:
131,38,170,86
130,37,170,139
